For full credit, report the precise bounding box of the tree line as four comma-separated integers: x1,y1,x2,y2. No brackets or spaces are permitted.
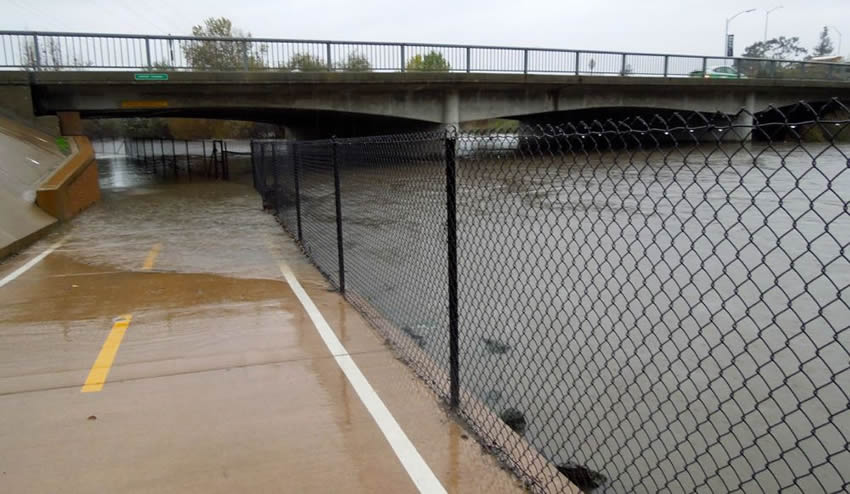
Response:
743,27,839,60
177,17,451,72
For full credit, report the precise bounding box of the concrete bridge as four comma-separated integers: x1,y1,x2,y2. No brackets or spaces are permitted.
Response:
1,30,849,137
3,70,850,139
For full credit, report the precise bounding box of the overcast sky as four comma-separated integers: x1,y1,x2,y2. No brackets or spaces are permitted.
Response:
3,0,848,58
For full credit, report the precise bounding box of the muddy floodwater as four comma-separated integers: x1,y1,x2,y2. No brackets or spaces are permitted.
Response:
279,140,850,493
92,141,850,493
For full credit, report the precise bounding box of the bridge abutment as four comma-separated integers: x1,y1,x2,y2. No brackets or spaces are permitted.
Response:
57,111,84,136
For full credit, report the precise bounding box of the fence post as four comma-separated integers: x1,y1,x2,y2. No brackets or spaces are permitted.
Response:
663,55,669,77
466,47,471,73
445,132,460,410
250,140,257,189
400,44,406,72
171,139,177,177
735,58,741,79
332,138,346,293
270,143,278,209
223,141,229,180
621,53,627,76
185,140,191,180
145,37,152,70
575,51,580,75
32,35,41,70
523,49,528,75
293,142,303,241
159,138,165,174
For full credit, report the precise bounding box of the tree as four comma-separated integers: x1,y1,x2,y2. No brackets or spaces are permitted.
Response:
811,26,835,57
167,118,256,139
743,36,807,60
337,53,372,72
406,51,450,71
122,118,172,138
22,38,79,69
287,53,328,71
182,17,266,70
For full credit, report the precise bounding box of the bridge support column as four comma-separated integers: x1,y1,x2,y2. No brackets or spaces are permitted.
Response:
443,90,460,130
723,92,756,142
57,111,83,136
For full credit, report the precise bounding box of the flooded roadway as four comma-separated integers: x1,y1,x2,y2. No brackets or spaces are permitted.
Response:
0,154,526,493
280,139,850,493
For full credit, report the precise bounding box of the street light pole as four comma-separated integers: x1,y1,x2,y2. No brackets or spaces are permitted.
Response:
827,25,842,56
764,6,783,42
725,8,757,56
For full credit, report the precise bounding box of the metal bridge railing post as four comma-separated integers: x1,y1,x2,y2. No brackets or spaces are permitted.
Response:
445,133,460,410
702,56,708,76
293,142,303,242
145,37,152,70
663,55,669,77
523,49,528,75
32,34,41,70
621,53,627,75
400,44,406,72
331,138,346,293
326,42,332,71
575,51,580,75
466,46,471,73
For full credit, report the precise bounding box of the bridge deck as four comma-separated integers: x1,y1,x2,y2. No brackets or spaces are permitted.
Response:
0,165,522,492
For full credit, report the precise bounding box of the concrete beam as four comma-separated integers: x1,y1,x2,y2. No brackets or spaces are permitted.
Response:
8,70,849,132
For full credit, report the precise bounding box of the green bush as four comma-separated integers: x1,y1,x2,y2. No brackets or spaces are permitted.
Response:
406,51,450,72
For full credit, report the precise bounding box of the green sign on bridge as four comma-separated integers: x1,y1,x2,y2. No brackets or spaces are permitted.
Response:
134,73,169,81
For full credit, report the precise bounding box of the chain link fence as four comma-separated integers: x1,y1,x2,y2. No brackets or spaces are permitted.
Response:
253,99,850,493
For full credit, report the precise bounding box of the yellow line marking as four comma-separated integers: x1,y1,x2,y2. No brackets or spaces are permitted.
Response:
81,314,133,393
121,100,169,108
142,243,162,271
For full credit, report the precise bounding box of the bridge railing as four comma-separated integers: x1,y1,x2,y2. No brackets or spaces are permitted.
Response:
1,30,849,81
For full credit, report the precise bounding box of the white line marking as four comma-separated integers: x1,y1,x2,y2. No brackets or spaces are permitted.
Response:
0,237,67,289
278,261,446,494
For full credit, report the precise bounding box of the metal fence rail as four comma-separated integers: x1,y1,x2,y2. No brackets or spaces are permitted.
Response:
2,30,849,81
123,137,237,179
254,100,850,493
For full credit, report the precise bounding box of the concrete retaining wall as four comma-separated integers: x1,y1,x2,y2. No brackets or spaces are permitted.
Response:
0,115,100,259
36,136,100,221
0,117,62,258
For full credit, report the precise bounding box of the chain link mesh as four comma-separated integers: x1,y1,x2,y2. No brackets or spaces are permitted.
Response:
253,99,850,493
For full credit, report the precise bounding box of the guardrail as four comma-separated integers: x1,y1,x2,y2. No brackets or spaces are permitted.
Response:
1,30,849,81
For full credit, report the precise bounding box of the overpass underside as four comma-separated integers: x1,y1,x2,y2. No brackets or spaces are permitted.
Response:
3,71,849,139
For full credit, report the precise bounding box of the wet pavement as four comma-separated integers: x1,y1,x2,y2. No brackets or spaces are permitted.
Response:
0,156,524,493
